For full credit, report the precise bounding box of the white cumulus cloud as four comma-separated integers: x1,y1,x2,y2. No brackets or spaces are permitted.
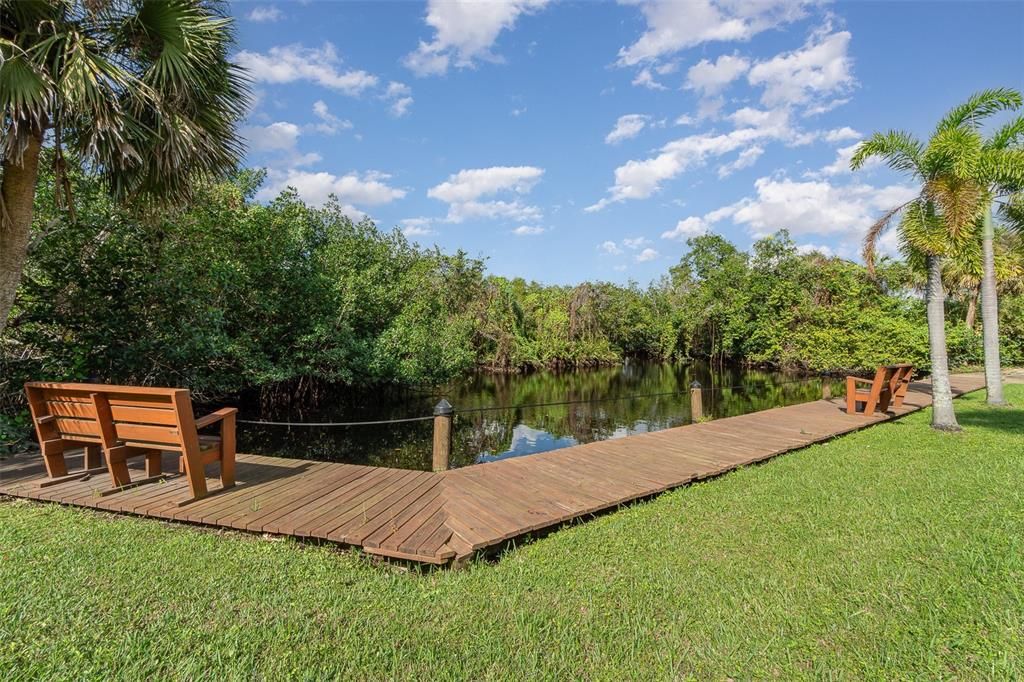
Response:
618,0,812,66
632,67,668,90
685,53,750,95
810,142,882,178
429,166,543,203
661,216,710,240
717,144,764,178
310,101,353,135
247,6,283,22
400,218,435,237
587,106,809,211
512,225,545,236
242,121,301,152
404,0,551,76
721,175,918,238
824,126,861,143
257,169,407,214
235,43,378,96
428,166,545,223
635,247,659,262
623,236,652,249
385,81,414,117
747,29,855,109
605,114,651,145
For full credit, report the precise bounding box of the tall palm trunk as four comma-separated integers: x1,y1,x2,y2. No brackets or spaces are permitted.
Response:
0,133,44,337
964,289,978,330
979,206,1005,405
926,254,960,430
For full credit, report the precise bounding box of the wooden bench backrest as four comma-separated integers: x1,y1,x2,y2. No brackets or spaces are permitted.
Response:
885,364,914,404
25,382,198,453
885,364,914,380
868,366,895,397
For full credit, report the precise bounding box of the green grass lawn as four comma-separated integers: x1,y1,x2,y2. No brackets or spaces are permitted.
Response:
1,387,1022,680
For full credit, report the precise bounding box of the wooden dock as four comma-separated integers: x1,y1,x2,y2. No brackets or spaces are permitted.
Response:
0,374,986,564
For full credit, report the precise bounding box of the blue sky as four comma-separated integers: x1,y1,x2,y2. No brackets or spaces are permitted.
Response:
232,0,1024,285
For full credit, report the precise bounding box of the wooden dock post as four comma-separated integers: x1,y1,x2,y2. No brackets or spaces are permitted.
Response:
690,381,703,423
822,379,832,400
433,399,453,472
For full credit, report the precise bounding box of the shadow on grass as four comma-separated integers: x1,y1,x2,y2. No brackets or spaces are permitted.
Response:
955,403,1022,435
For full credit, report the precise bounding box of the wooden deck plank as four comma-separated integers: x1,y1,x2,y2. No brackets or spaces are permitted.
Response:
318,469,425,541
341,474,442,545
361,484,446,550
243,466,374,533
224,465,370,531
0,374,987,564
275,467,396,537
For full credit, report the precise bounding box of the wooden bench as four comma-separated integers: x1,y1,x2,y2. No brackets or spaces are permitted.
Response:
845,364,914,416
24,382,236,504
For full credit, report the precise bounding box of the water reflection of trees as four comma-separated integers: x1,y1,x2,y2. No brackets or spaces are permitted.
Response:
236,362,844,471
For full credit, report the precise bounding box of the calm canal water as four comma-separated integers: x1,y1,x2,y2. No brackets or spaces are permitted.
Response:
228,361,842,471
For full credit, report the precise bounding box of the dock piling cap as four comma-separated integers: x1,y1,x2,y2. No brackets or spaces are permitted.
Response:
434,399,454,416
689,381,702,389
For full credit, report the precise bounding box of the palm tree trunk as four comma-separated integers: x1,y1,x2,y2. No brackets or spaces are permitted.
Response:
979,205,1005,405
925,255,960,430
964,289,977,330
0,133,44,337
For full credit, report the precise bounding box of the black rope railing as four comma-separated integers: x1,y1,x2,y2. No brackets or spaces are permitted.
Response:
236,415,434,426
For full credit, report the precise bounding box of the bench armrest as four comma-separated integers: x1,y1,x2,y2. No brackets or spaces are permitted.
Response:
846,376,874,385
195,407,238,430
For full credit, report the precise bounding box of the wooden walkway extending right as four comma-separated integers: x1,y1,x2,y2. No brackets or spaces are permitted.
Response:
0,374,987,564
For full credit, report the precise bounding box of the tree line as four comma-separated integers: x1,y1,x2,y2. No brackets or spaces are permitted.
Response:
2,163,1021,417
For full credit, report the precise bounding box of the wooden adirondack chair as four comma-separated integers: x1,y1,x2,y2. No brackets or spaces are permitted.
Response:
24,382,236,504
845,365,915,416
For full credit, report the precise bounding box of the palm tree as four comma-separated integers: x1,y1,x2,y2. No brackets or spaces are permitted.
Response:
975,110,1024,404
906,226,1023,330
849,102,999,429
0,0,248,336
912,93,1024,405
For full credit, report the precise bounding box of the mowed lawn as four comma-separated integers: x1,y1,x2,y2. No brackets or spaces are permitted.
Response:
1,387,1022,680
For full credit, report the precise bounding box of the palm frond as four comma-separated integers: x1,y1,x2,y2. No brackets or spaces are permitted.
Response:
985,115,1024,151
899,199,956,257
935,87,1023,134
0,45,55,160
979,148,1024,195
923,125,983,178
1000,192,1024,235
850,130,924,175
923,175,984,242
2,0,248,208
102,0,249,204
863,199,917,274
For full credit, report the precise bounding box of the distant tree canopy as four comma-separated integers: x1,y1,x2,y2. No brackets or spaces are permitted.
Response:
2,165,1022,420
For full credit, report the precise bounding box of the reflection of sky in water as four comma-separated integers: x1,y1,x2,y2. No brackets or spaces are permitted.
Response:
475,416,684,463
476,424,577,463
